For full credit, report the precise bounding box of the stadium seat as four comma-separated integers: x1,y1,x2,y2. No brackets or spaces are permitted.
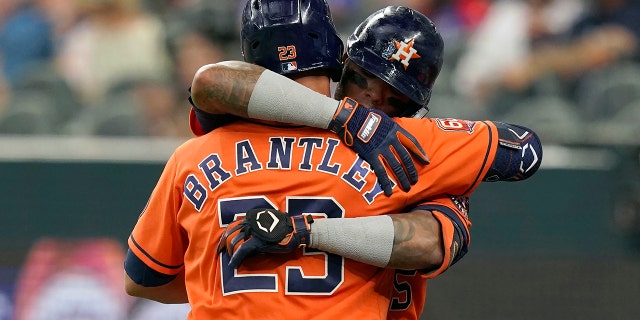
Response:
575,61,640,121
13,63,83,131
587,98,640,145
500,95,584,144
0,92,56,135
62,90,146,136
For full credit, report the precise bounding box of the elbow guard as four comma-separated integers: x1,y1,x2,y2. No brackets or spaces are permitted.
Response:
484,122,542,182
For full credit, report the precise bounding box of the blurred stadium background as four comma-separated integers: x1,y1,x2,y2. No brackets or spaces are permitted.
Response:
0,0,638,319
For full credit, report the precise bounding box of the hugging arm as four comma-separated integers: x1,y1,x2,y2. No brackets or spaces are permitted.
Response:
218,205,470,271
191,61,429,195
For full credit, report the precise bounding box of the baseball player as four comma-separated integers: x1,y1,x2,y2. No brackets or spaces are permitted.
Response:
125,3,542,320
125,2,438,318
188,4,543,320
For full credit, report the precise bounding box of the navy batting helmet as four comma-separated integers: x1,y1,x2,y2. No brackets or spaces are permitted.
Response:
346,6,444,117
241,0,344,81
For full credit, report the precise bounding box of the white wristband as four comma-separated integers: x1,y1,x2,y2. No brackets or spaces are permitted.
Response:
309,216,394,268
247,69,340,129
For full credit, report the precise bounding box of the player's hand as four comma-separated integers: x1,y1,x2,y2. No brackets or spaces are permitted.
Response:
328,97,430,196
217,208,314,269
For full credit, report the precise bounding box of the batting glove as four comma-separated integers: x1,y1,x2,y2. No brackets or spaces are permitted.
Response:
217,208,314,269
328,97,430,196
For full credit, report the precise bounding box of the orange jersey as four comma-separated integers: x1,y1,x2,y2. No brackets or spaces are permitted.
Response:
127,117,497,319
388,196,471,320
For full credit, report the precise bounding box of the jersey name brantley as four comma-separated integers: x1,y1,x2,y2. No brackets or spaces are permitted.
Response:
183,136,386,211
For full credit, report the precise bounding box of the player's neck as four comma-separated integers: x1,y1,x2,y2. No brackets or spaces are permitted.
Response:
290,75,332,97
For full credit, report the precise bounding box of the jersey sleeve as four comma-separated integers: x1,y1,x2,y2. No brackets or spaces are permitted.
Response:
412,196,471,279
387,196,472,320
126,153,186,278
396,117,499,198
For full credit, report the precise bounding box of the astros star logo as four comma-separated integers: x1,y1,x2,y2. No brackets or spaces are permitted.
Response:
390,39,421,69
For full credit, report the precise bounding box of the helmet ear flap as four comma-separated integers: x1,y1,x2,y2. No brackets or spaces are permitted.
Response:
346,6,443,111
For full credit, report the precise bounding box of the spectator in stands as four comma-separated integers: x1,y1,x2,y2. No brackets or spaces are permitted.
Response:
169,29,225,95
132,78,190,137
167,29,227,137
55,0,171,105
0,0,55,86
501,0,638,90
483,0,640,116
397,0,491,44
452,0,585,112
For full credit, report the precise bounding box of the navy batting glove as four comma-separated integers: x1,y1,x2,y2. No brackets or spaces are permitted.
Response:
217,208,313,269
328,97,430,196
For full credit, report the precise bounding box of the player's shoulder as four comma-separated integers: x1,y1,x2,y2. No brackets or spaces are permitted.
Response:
172,136,202,155
395,116,496,135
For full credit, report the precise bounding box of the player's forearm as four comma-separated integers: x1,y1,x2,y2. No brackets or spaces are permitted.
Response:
191,61,261,116
387,210,444,270
192,60,340,128
309,210,444,270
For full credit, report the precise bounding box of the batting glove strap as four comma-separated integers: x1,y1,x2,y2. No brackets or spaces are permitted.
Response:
328,97,360,144
328,97,398,152
279,214,314,248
